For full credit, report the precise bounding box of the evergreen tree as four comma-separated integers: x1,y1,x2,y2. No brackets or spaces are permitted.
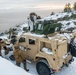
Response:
67,3,71,12
64,4,68,12
73,2,76,10
64,3,71,12
50,12,55,15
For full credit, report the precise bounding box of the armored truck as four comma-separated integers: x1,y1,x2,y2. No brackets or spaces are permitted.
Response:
16,32,76,75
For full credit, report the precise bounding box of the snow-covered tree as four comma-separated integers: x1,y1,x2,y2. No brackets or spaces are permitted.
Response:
64,4,68,12
50,12,55,15
73,2,76,10
67,3,71,12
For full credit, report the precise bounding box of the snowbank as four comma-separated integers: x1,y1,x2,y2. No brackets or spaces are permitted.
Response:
0,57,32,75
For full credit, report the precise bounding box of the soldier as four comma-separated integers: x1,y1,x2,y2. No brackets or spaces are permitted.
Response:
0,38,12,59
10,32,17,45
1,46,9,59
3,46,9,55
13,45,29,71
0,38,4,56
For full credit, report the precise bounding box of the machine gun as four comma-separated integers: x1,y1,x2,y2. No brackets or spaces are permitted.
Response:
34,20,62,35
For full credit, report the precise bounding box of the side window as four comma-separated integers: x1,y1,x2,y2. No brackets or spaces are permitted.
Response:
19,37,25,43
29,39,35,45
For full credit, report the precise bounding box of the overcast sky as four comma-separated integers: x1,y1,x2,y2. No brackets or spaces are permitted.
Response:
0,0,75,10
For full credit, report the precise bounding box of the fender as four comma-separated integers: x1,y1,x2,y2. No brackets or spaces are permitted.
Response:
34,52,55,69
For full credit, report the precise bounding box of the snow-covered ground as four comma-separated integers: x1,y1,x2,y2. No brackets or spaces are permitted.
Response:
0,57,32,75
28,58,76,75
9,59,38,75
59,20,76,31
10,57,76,75
55,58,76,75
0,53,76,75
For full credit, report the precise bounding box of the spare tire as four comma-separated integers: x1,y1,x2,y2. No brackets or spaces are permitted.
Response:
70,42,76,57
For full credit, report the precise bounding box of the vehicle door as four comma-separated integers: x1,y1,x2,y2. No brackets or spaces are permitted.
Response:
26,37,38,60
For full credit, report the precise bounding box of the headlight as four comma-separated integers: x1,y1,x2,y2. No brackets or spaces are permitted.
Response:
19,46,25,50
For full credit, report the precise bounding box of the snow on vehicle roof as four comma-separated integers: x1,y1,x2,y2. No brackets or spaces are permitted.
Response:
48,33,74,43
0,57,32,75
22,32,45,38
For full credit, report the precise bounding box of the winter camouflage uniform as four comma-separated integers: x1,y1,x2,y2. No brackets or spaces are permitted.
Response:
0,41,6,56
0,39,10,58
13,46,29,71
1,41,6,47
3,46,9,55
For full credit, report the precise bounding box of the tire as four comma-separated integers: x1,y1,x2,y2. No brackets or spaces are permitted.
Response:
36,61,51,75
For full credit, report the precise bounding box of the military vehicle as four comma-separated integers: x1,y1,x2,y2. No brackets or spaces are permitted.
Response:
16,32,76,75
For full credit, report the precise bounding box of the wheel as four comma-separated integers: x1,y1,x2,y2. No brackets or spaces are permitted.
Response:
36,61,51,75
